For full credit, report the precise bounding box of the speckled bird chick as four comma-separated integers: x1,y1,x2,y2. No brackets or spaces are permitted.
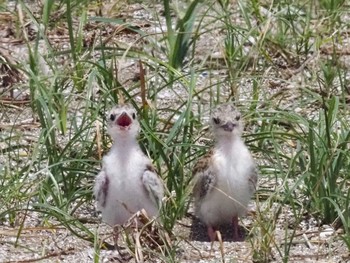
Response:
193,104,258,242
94,104,164,231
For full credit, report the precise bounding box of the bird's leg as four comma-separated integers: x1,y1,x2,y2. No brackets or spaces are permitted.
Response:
207,225,217,242
113,225,119,249
232,216,244,241
113,226,132,260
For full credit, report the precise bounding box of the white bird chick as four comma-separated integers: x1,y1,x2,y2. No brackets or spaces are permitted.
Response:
94,104,164,232
193,104,257,242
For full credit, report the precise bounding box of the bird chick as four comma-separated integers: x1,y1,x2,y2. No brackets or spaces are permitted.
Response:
193,104,257,242
94,104,164,235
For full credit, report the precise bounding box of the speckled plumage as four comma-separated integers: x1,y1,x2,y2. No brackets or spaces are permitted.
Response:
193,104,258,241
94,105,164,228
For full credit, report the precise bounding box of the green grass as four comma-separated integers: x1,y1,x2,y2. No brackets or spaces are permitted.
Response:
1,0,350,261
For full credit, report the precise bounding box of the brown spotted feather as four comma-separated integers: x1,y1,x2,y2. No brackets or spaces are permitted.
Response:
193,149,217,200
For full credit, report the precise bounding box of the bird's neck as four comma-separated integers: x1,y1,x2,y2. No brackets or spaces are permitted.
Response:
110,136,139,153
215,135,241,153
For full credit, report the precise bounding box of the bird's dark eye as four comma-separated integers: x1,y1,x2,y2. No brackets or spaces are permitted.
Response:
213,117,220,124
132,112,136,119
110,114,116,121
235,115,241,121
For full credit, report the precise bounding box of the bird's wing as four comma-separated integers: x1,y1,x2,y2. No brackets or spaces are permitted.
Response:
142,165,164,208
248,165,258,195
93,169,109,210
193,150,217,201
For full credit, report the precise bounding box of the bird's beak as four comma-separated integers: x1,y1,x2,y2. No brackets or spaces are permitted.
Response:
221,122,235,132
116,112,132,127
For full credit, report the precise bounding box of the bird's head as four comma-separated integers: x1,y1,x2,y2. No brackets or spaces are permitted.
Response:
210,104,243,138
107,104,140,140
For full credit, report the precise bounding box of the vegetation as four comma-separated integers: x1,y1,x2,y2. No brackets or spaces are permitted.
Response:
0,0,349,261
